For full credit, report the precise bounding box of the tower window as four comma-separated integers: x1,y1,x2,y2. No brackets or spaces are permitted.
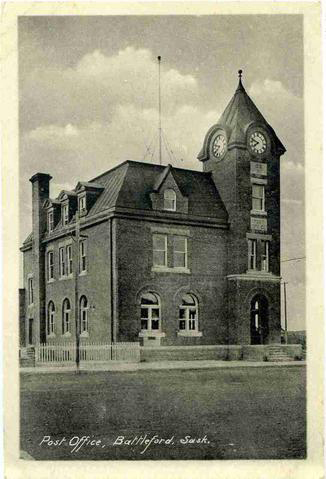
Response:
248,239,257,270
252,184,265,211
164,189,176,211
28,277,33,305
261,240,270,272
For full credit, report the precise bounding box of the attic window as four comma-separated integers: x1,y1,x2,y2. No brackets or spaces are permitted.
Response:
62,203,69,225
48,211,54,232
79,195,86,214
164,189,176,211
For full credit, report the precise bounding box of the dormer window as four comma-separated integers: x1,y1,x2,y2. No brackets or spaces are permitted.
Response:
164,189,176,211
79,195,86,215
62,203,69,225
48,211,54,232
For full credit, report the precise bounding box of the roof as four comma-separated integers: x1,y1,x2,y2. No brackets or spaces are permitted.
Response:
198,75,286,160
88,161,228,220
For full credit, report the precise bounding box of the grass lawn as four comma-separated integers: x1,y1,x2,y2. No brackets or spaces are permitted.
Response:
20,365,306,460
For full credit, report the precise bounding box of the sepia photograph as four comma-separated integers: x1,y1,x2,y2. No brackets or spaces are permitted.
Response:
0,4,319,475
17,13,308,462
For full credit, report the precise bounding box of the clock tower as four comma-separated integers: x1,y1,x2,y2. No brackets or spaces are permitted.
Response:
198,71,286,345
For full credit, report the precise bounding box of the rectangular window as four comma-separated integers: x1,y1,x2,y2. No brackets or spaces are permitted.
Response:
48,211,54,232
28,278,33,305
66,245,73,275
261,240,270,272
153,234,167,267
252,184,265,211
47,251,54,280
79,240,87,273
79,196,86,213
248,239,257,270
59,247,65,277
173,236,187,268
62,204,69,225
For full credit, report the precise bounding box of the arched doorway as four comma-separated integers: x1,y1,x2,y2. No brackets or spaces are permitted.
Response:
250,294,269,345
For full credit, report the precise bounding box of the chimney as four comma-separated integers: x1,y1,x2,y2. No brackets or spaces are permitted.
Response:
29,173,52,344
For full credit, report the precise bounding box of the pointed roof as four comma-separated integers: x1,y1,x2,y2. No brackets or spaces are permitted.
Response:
198,70,286,160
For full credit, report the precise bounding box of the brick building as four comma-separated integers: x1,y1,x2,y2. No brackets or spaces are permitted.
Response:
20,73,285,348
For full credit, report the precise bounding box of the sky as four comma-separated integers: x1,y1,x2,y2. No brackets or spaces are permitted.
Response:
19,15,305,330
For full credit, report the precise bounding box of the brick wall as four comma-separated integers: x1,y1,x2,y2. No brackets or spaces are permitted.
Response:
115,217,229,345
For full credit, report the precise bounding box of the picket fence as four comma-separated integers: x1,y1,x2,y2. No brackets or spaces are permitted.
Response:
35,342,140,364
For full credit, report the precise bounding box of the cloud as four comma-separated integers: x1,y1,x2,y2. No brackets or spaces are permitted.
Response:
20,47,199,131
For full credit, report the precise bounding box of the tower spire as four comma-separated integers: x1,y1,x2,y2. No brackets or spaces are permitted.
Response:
237,68,244,91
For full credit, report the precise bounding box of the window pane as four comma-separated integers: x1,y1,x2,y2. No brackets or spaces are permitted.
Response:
173,236,185,252
252,198,262,210
173,252,185,268
179,320,186,330
141,319,148,330
153,251,166,267
179,308,186,319
182,294,196,306
151,308,160,319
141,308,148,318
189,308,197,319
151,320,159,330
189,320,196,330
153,234,166,250
141,293,158,305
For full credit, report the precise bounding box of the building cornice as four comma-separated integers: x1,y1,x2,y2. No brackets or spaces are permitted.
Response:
27,207,230,247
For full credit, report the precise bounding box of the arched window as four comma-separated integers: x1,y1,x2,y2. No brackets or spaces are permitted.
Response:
164,189,176,211
47,301,55,336
62,298,71,334
179,294,198,332
79,296,88,334
250,294,269,345
140,292,161,332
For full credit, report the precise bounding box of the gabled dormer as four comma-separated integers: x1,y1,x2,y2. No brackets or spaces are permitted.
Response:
57,190,77,226
43,199,61,233
150,164,188,214
75,182,104,217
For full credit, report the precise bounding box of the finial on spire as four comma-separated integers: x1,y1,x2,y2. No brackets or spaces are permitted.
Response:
238,69,243,79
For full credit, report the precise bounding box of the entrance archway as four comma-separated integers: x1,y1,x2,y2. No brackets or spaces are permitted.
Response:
250,294,269,345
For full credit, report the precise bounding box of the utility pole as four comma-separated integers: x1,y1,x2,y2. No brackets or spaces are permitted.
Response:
283,281,288,344
74,212,80,373
158,55,162,165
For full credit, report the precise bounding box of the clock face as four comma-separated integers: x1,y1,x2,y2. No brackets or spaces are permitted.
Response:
212,134,227,158
249,132,267,154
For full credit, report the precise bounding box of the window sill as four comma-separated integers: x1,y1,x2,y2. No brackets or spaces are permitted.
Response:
177,331,203,338
79,271,87,277
247,269,271,275
62,332,72,338
80,331,89,338
250,210,267,217
139,331,166,338
152,266,190,274
59,274,74,281
47,333,56,338
47,278,55,284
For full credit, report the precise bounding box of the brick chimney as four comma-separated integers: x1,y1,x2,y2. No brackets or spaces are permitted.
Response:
29,173,52,344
